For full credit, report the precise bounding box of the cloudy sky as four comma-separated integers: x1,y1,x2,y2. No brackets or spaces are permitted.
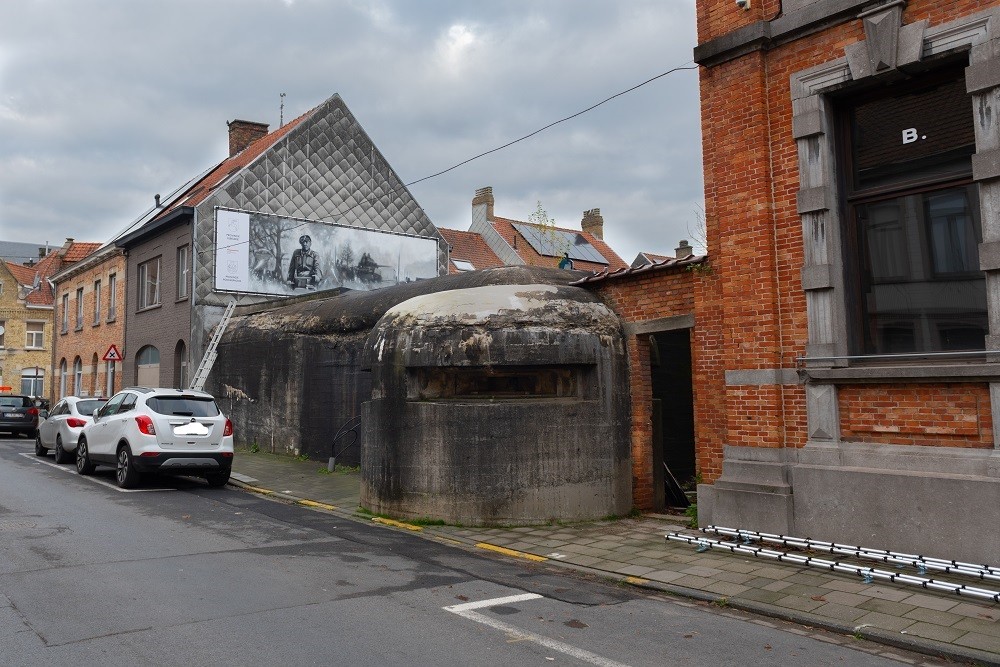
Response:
0,1,702,265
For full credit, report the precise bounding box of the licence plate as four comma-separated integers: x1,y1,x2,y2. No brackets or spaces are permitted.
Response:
174,422,209,436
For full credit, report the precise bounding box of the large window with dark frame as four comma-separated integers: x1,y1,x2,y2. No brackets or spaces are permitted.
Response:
839,67,986,356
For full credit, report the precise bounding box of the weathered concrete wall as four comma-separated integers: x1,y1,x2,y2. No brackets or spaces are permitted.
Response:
361,283,632,525
211,267,592,466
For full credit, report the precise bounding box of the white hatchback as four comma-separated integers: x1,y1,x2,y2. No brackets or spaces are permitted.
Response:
76,387,234,489
36,396,108,464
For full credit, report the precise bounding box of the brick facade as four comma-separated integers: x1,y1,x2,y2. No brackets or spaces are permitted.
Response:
694,0,1000,562
51,248,126,400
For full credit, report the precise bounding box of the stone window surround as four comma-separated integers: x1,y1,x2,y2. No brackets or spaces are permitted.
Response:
789,7,1000,447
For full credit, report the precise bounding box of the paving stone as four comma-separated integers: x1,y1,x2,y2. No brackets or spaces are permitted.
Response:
778,583,829,598
713,561,762,574
954,631,1000,654
680,565,724,577
952,615,1000,634
821,578,873,594
859,598,917,617
811,602,869,623
899,622,965,643
714,571,755,585
785,572,837,587
563,554,602,567
627,557,671,569
737,588,789,605
899,593,959,612
903,607,962,627
761,580,793,592
671,575,715,590
742,576,779,588
589,540,628,550
702,582,750,597
854,611,915,633
820,590,872,607
775,595,825,613
947,602,1000,620
615,564,656,576
860,585,913,602
749,566,799,580
644,569,685,584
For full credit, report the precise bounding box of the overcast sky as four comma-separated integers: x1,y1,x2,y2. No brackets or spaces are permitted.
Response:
0,0,702,266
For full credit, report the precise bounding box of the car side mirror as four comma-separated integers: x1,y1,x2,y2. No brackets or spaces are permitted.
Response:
93,409,101,422
39,410,49,419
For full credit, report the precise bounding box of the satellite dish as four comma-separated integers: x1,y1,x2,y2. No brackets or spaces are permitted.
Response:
0,325,5,336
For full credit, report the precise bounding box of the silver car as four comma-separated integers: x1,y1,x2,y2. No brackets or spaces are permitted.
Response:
35,396,108,464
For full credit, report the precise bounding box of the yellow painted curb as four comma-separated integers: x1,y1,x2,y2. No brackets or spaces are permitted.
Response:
372,517,424,531
624,576,649,585
475,543,548,562
297,499,337,511
242,485,274,495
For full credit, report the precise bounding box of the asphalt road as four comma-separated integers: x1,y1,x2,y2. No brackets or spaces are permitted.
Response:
0,436,945,666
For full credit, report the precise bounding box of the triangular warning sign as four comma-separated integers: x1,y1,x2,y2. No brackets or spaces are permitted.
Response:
103,344,122,362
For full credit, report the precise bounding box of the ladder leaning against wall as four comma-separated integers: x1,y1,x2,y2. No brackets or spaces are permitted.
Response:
189,299,237,392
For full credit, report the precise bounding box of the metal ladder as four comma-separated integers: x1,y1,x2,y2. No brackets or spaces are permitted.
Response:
189,299,237,391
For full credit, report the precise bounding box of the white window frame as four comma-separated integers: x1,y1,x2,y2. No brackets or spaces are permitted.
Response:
93,279,102,325
177,245,190,300
108,273,118,321
25,321,44,349
73,357,83,396
61,293,69,333
138,258,161,309
75,287,84,330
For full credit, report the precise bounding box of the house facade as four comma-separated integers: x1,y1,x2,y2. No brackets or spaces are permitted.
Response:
115,94,446,387
0,239,100,401
50,245,127,399
693,0,1000,562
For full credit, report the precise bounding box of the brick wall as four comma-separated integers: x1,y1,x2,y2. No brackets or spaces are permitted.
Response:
695,0,996,481
52,251,126,399
588,267,697,509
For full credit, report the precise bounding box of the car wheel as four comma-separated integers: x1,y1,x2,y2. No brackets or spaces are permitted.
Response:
116,447,141,489
206,470,231,488
34,433,48,457
54,436,71,464
76,437,96,475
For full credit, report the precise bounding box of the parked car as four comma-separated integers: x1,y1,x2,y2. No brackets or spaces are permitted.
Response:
0,394,41,438
76,387,234,489
35,396,109,463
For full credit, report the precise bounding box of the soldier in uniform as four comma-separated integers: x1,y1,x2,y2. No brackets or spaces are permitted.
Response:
287,234,321,289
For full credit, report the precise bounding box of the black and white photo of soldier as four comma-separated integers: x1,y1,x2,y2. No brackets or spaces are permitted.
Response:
287,234,323,290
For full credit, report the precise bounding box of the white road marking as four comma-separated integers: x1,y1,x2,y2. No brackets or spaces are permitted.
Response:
546,552,568,559
18,453,177,493
443,594,633,667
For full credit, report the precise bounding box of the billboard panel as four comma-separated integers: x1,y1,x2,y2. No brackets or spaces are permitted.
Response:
214,208,440,296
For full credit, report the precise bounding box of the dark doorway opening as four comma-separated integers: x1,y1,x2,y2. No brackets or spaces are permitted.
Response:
650,330,695,509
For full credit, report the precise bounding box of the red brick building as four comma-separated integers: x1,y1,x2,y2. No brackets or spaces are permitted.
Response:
50,245,126,400
693,0,1000,563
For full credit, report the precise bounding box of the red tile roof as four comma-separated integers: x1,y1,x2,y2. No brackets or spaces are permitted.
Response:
490,216,629,273
154,108,317,221
1,240,102,307
438,228,504,273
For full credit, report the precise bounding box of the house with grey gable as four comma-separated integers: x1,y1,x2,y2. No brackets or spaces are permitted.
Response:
114,93,446,388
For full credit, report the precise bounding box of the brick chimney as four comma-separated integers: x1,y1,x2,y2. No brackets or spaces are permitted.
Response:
227,119,269,157
581,208,604,239
675,239,694,259
472,186,495,220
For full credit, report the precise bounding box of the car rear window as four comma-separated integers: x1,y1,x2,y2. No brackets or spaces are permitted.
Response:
0,396,31,409
77,399,108,415
146,396,221,417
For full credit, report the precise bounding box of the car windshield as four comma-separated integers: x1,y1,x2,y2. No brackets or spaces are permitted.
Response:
76,399,108,415
0,396,30,409
146,396,221,417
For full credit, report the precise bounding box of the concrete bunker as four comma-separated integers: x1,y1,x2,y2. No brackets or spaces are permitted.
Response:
361,283,632,525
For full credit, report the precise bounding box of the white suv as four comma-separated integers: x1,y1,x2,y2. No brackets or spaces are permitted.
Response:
76,387,234,489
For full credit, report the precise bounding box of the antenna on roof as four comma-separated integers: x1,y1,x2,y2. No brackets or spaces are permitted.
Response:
279,92,286,127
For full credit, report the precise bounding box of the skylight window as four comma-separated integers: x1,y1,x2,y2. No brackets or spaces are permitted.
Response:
453,260,476,272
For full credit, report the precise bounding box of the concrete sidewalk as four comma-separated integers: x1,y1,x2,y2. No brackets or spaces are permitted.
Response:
230,451,1000,666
